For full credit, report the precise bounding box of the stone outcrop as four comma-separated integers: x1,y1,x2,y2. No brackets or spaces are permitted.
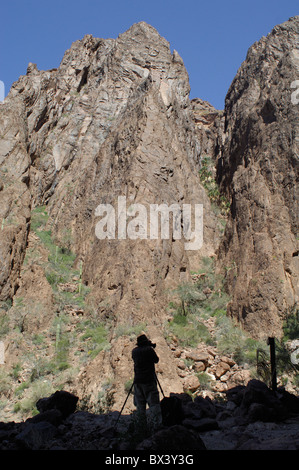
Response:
217,16,299,338
191,97,224,167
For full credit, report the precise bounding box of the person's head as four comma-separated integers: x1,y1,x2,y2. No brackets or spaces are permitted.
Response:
136,334,156,348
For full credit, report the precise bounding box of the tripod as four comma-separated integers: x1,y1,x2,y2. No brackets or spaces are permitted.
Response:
113,381,134,430
113,375,165,430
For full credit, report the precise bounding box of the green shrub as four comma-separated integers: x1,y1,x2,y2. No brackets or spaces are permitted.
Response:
80,323,109,359
0,370,11,395
282,304,299,341
172,313,188,326
32,334,45,345
30,206,49,232
166,256,230,349
15,381,30,396
97,380,115,413
124,379,134,394
168,317,213,348
199,157,230,215
31,206,78,290
172,283,206,316
114,322,146,339
11,363,22,380
0,313,9,337
166,256,269,368
214,314,265,365
15,380,54,417
55,336,70,368
196,372,213,391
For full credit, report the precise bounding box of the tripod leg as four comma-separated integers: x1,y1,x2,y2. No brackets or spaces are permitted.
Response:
114,382,134,430
155,373,165,398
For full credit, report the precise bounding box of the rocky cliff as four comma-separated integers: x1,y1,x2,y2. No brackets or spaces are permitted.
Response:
0,22,223,411
1,22,221,304
0,18,298,420
217,16,299,338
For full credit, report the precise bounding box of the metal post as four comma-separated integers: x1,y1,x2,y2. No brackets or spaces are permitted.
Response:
268,337,277,391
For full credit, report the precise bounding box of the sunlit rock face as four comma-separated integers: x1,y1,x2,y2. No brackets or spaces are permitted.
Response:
217,16,299,338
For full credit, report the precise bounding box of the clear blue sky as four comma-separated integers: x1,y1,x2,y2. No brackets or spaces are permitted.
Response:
0,0,297,109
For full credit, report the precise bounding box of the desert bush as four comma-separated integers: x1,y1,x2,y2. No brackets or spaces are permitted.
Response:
14,380,54,417
31,206,79,293
196,372,213,391
97,380,115,413
80,322,109,359
114,321,147,339
0,313,9,337
214,314,265,365
282,304,299,341
14,381,30,396
199,156,230,215
166,257,267,367
0,370,11,396
168,315,213,348
30,206,49,232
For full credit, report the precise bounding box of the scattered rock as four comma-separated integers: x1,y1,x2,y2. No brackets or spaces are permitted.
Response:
215,361,231,379
193,361,206,372
185,351,212,364
183,375,200,393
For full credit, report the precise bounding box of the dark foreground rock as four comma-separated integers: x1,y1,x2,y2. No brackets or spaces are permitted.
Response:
36,390,78,419
136,425,207,451
0,380,298,450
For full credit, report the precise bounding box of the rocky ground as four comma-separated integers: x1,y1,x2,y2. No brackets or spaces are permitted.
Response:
166,313,252,396
0,379,298,451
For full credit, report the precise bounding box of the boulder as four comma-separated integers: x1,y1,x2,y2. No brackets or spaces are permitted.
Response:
215,361,231,379
36,390,78,418
193,361,206,372
185,351,212,364
183,376,200,393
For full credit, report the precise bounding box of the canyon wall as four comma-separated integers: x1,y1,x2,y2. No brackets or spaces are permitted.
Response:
217,16,298,338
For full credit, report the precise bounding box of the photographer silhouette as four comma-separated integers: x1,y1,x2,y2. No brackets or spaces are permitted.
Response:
132,334,162,431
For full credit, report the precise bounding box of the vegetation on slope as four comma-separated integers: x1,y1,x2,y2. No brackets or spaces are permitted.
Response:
0,206,110,418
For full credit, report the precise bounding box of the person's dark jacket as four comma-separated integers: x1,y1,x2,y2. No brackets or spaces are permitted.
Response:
132,344,159,384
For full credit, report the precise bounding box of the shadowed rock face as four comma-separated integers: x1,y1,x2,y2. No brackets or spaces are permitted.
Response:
217,16,299,338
